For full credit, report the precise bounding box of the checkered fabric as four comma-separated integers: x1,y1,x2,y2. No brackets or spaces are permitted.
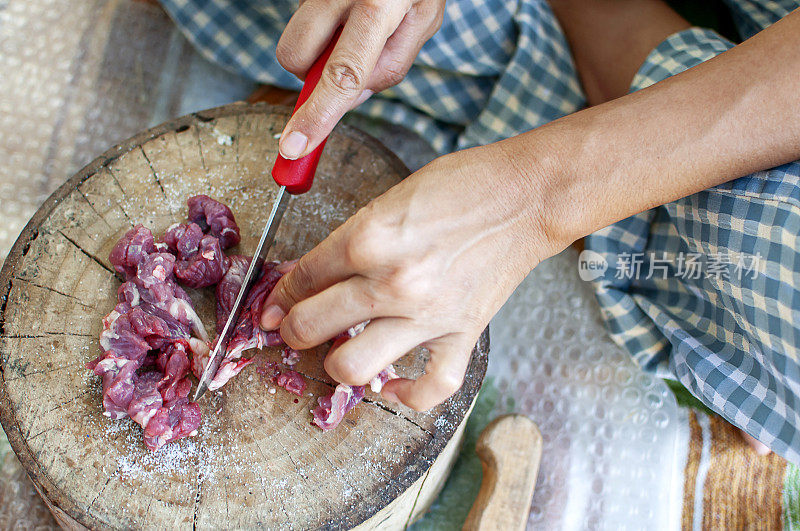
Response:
160,0,800,461
586,18,800,463
158,0,585,153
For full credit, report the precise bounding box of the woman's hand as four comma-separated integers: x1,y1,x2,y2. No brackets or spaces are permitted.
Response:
260,143,564,410
275,0,445,160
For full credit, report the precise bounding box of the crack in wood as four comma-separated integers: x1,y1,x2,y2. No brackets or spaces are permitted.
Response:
0,279,11,337
88,463,122,514
193,126,209,180
138,146,173,214
191,467,204,531
57,231,120,279
7,361,90,384
76,189,114,231
4,331,94,340
12,276,95,309
294,370,433,436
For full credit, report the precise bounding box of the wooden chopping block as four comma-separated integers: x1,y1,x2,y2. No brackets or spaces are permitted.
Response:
464,415,542,531
0,103,489,529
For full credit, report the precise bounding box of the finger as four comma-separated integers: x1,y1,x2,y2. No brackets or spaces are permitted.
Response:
278,1,409,159
276,0,347,77
381,334,473,411
324,317,426,386
260,227,354,330
366,2,441,92
279,276,387,349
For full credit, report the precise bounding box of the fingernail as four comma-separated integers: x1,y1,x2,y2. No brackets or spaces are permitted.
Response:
260,305,286,330
276,259,299,274
280,131,308,160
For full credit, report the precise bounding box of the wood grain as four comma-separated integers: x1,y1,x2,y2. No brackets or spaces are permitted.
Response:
463,415,542,531
0,103,488,529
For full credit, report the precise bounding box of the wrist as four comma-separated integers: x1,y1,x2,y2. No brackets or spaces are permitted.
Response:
491,126,585,261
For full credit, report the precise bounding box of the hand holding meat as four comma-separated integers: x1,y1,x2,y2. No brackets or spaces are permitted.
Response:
261,144,563,410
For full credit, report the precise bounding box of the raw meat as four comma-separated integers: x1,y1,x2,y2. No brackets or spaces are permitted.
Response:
93,194,396,450
197,256,283,391
90,196,241,450
187,194,241,249
312,366,398,431
109,224,156,279
311,325,398,431
163,222,229,289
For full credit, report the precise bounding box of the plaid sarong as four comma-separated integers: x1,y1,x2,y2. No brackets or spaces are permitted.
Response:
159,0,800,462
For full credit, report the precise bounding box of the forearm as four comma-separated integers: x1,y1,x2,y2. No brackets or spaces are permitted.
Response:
502,8,800,248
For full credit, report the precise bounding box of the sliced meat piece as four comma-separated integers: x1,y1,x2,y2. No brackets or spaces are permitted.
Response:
127,371,163,428
187,194,241,249
312,384,366,431
109,224,156,279
275,370,306,397
164,223,229,289
143,398,201,452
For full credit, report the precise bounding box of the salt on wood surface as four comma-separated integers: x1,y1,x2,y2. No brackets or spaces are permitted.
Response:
0,103,488,530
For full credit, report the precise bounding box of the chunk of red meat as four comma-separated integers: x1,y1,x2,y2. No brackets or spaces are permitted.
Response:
126,307,174,349
156,343,191,403
224,260,284,360
174,235,228,289
127,371,163,428
311,368,397,431
109,225,156,279
143,398,201,452
162,222,203,256
98,311,151,365
93,357,137,420
164,223,228,289
187,195,240,249
275,370,306,397
312,384,366,431
215,255,249,331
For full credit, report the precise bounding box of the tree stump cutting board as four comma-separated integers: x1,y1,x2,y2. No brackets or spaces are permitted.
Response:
0,103,488,529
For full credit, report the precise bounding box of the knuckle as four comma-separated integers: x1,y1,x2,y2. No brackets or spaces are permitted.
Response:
379,63,407,88
325,58,367,94
325,352,367,385
344,216,386,268
283,312,316,346
385,264,432,303
356,0,392,22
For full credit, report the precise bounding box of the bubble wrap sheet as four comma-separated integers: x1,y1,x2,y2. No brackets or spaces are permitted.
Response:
0,0,682,528
487,248,682,530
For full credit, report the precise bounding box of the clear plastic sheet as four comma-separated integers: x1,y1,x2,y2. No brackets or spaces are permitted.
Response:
488,250,681,530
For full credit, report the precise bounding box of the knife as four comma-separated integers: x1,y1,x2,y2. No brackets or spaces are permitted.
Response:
194,30,342,401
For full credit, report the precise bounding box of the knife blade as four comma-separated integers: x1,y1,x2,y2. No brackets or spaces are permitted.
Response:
193,29,342,402
193,186,289,401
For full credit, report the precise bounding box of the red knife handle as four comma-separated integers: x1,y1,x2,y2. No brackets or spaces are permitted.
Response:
271,28,342,195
